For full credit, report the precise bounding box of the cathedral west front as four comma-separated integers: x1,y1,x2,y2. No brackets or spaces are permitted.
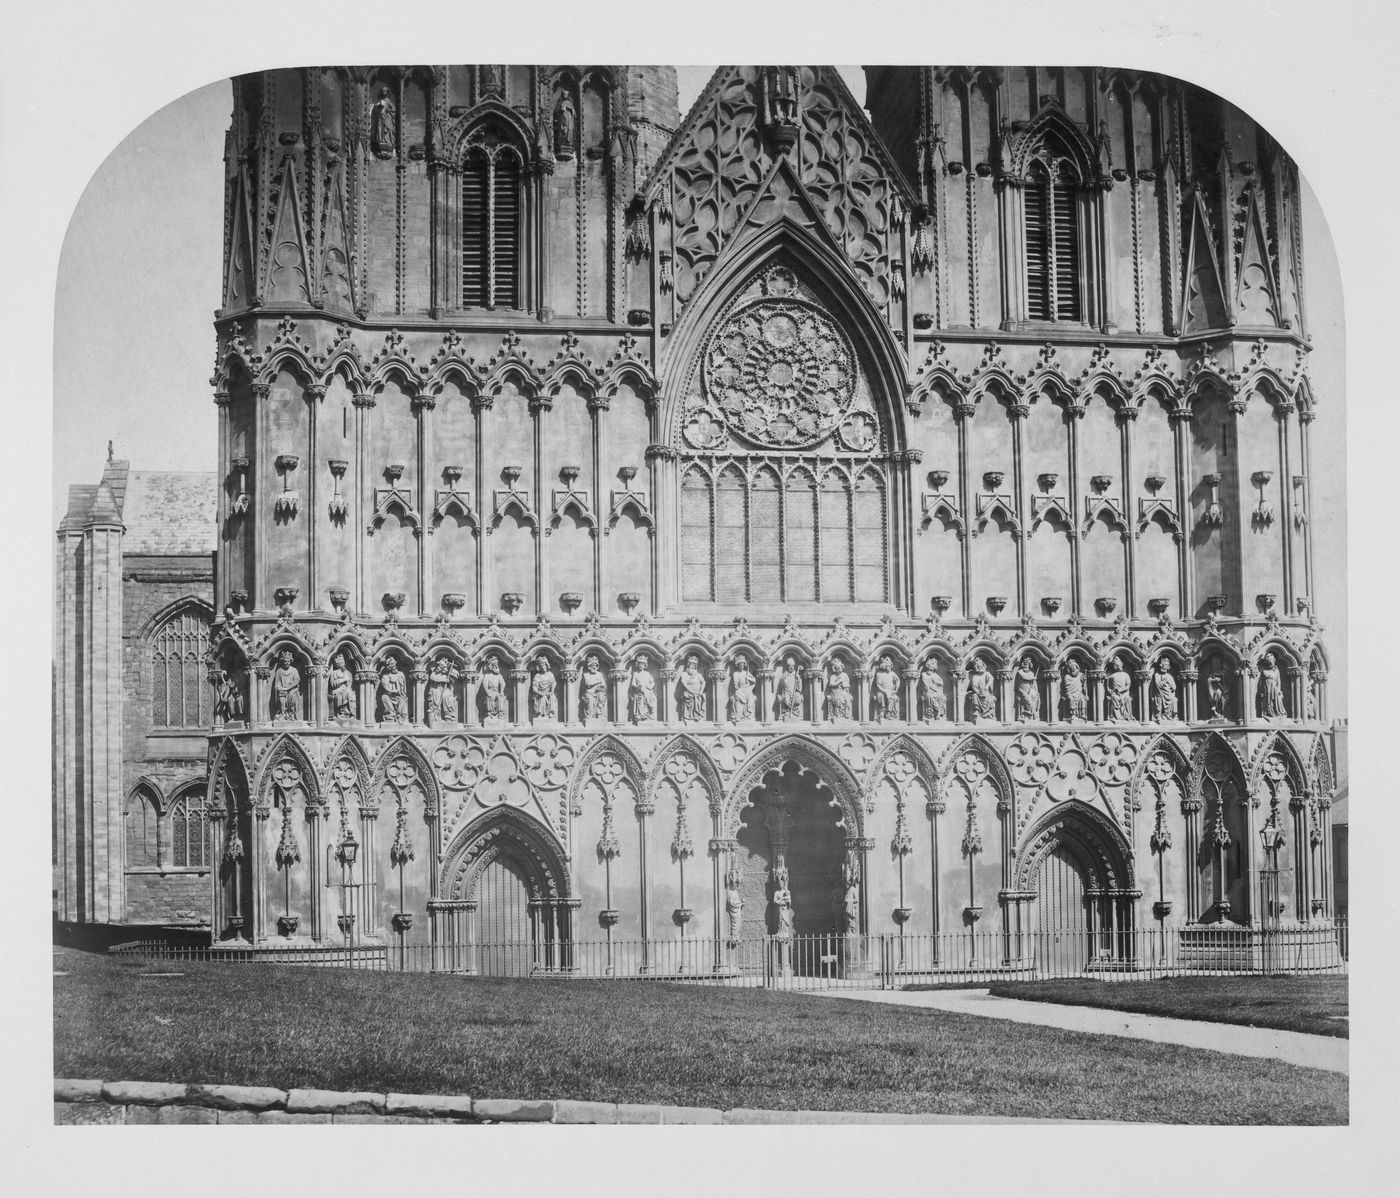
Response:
54,65,1342,974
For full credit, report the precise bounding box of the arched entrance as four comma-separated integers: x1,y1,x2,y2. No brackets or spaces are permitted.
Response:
733,760,855,975
1016,802,1136,974
436,809,574,975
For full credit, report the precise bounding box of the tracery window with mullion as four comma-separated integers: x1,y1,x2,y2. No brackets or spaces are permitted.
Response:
170,791,210,868
1024,158,1082,322
150,610,211,729
462,139,522,309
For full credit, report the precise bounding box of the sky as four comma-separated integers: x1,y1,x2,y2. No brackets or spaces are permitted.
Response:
49,63,1347,711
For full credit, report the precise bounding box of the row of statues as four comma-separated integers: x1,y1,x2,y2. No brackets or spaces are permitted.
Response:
246,646,1302,727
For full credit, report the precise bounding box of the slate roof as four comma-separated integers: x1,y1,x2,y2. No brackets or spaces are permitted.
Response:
57,459,216,555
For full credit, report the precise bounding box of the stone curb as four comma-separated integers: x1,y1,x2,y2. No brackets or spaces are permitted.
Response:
55,1079,1074,1126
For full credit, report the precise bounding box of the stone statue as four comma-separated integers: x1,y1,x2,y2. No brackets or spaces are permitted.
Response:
580,654,608,724
842,859,860,934
378,656,408,723
370,86,397,159
628,653,656,723
918,659,946,722
530,657,557,722
553,94,576,158
1257,652,1287,718
1306,672,1320,721
1062,659,1087,722
871,655,900,723
775,656,803,721
825,660,852,722
327,652,355,721
724,862,744,945
271,649,301,722
1013,656,1040,722
772,863,794,941
968,656,996,722
214,663,245,723
425,655,458,726
763,64,801,126
1104,655,1133,722
1150,658,1178,722
480,654,508,723
729,654,755,723
1206,661,1229,721
678,654,706,723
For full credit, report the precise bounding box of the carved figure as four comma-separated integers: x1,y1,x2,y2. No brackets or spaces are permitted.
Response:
370,86,397,159
724,863,744,945
271,650,302,722
480,655,508,723
378,656,408,723
1062,659,1087,721
871,655,900,722
628,653,656,723
1257,653,1287,718
214,664,245,723
825,660,852,721
529,657,557,722
553,94,576,158
425,656,458,726
678,654,706,723
842,859,860,933
729,654,755,722
918,660,946,722
772,863,794,940
1206,662,1229,721
327,653,355,720
763,64,801,125
1104,655,1134,722
775,656,804,721
580,654,608,724
1306,672,1320,721
968,656,996,722
1014,656,1040,722
1150,658,1178,722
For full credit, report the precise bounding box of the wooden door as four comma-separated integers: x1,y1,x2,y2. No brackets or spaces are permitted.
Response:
476,856,532,976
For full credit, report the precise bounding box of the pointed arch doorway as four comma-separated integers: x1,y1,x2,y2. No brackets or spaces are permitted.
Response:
734,761,851,973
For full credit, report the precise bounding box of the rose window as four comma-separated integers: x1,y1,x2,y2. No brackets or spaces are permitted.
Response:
702,298,857,449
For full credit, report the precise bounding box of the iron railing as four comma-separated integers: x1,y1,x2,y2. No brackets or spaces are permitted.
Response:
107,920,1347,986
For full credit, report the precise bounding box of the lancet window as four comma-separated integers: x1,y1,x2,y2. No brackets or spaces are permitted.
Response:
1023,151,1083,322
462,126,522,309
150,608,211,729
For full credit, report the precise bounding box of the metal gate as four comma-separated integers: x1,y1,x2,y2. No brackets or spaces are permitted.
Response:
1034,845,1091,974
476,858,532,976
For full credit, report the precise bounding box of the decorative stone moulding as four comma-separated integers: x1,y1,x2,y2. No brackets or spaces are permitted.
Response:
672,907,693,927
328,587,350,613
328,459,348,478
1041,596,1062,616
1257,593,1277,613
1038,472,1059,492
1144,474,1167,494
501,465,522,486
618,465,638,484
327,459,350,522
893,907,913,926
391,912,414,934
1152,900,1173,920
442,464,463,485
928,469,950,491
1217,897,1232,921
442,593,467,616
987,596,1009,615
1095,596,1118,617
983,471,1005,490
276,914,300,938
947,160,965,175
275,454,300,473
618,592,642,613
627,309,649,326
560,465,582,484
1090,474,1113,493
913,312,934,329
560,592,584,614
501,592,524,615
384,463,405,482
229,456,251,516
1201,473,1224,527
1147,598,1171,617
273,455,300,518
336,914,356,940
931,596,953,614
599,909,620,927
963,904,983,923
1251,471,1275,528
1297,595,1312,616
382,591,406,613
273,586,299,616
1206,594,1229,614
229,589,249,615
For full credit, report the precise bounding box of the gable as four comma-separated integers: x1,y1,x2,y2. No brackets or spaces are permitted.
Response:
645,66,915,318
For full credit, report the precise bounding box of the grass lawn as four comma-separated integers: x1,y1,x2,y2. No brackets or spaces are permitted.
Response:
53,948,1345,1124
980,976,1348,1039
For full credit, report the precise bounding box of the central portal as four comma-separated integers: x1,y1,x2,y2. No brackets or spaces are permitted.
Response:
735,761,848,941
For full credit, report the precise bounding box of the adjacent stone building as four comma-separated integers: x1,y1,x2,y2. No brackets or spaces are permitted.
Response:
54,449,217,929
57,65,1344,970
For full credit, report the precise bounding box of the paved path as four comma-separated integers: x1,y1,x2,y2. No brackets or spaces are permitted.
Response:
805,988,1348,1074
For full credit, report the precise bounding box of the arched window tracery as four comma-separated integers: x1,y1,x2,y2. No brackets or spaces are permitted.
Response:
1024,154,1083,322
462,124,523,309
150,607,211,729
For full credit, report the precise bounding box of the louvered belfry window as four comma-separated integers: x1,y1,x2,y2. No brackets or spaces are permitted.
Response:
462,132,521,309
151,608,210,729
1025,159,1081,322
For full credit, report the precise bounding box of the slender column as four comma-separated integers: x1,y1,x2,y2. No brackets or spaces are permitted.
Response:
707,667,726,725
952,668,967,725
901,667,919,724
1133,668,1151,723
251,805,271,946
353,393,375,611
1009,403,1029,616
306,383,325,608
414,393,436,614
411,665,428,726
1067,405,1085,614
954,402,974,615
1277,402,1296,614
354,670,376,725
306,808,324,942
758,667,775,725
561,667,580,726
206,808,228,943
1181,668,1199,723
636,793,654,973
1119,408,1138,617
804,668,823,723
252,383,271,611
309,663,327,727
610,668,628,726
995,667,1012,724
1182,798,1202,922
253,665,271,730
1087,669,1105,724
1170,408,1194,617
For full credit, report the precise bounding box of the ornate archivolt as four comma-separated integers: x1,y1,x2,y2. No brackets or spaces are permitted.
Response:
721,734,864,841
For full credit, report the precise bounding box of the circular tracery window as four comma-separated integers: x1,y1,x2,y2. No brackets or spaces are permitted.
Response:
701,296,857,449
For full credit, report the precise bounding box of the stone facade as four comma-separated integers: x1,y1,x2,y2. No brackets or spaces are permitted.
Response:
58,65,1343,966
54,451,217,928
